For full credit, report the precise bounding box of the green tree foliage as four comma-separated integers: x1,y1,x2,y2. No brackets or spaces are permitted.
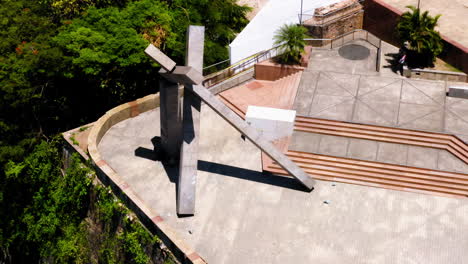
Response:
0,0,249,261
1,140,174,263
39,0,131,19
2,139,92,262
397,5,443,66
53,0,172,105
54,0,172,76
273,24,307,65
0,0,65,167
0,1,55,55
0,0,249,156
168,0,251,66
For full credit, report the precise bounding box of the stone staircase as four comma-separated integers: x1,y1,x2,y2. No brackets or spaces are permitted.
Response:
265,150,468,198
219,71,302,115
294,116,468,164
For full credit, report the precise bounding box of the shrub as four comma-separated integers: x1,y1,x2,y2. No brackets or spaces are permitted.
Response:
397,6,443,67
273,24,307,65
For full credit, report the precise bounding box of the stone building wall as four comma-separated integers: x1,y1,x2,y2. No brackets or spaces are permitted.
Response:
303,0,364,40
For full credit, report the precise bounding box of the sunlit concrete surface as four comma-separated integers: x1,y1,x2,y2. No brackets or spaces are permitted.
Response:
99,105,468,264
97,37,468,263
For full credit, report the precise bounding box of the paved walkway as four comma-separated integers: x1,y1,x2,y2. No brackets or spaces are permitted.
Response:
295,41,468,142
290,132,468,173
309,40,382,75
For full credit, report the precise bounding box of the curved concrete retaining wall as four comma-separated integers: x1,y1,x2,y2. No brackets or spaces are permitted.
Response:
87,91,206,264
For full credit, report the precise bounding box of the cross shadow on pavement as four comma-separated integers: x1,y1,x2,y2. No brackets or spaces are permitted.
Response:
134,137,307,192
197,160,307,192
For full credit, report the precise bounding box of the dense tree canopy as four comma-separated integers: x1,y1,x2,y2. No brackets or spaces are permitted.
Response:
0,0,250,262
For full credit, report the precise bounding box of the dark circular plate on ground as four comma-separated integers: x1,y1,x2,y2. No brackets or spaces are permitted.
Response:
338,44,370,60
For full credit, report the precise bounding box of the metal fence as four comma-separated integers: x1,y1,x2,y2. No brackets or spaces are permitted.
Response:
304,29,383,72
203,45,282,87
304,29,382,50
203,29,383,87
202,59,231,76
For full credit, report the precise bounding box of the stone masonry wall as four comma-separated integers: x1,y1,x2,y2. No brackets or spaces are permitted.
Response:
304,0,363,40
307,11,363,40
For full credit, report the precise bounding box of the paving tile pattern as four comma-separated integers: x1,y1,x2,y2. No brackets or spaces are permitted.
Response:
292,44,468,173
293,70,468,145
291,132,468,174
292,69,468,173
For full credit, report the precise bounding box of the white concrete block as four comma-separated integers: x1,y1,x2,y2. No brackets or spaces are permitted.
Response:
246,106,296,142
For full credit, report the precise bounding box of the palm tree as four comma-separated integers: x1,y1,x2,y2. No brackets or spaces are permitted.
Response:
273,24,307,65
397,6,443,66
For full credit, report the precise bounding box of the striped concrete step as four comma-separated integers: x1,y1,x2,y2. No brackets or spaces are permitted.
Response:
220,88,468,197
266,150,468,198
294,116,468,164
220,97,468,165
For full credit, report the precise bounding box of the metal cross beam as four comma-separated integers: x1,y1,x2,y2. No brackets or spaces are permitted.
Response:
144,26,315,216
177,25,205,215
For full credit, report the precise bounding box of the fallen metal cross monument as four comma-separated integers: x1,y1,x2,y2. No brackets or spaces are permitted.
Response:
145,25,315,216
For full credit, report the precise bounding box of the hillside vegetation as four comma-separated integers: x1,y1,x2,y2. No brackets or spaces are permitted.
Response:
0,0,249,262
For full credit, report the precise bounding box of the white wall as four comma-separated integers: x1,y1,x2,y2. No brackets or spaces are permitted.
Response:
246,106,296,142
229,0,344,65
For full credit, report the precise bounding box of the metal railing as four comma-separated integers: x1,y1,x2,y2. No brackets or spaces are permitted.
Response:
304,29,382,50
202,58,231,76
203,30,383,87
203,45,282,87
304,29,383,72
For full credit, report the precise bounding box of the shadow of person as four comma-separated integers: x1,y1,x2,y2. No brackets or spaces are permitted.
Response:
383,52,401,73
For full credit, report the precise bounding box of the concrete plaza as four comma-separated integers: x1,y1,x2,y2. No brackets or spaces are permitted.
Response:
290,41,468,174
97,40,468,263
99,103,468,263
